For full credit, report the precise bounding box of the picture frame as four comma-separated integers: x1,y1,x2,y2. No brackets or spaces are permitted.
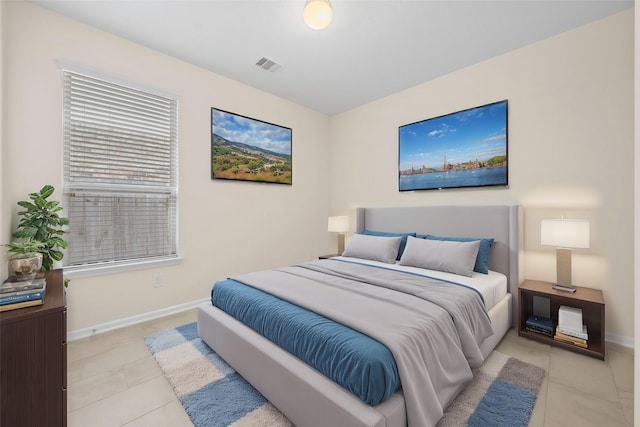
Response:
398,100,508,191
211,108,292,185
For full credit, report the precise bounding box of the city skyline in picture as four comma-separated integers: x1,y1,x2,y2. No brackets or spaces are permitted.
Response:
398,100,508,191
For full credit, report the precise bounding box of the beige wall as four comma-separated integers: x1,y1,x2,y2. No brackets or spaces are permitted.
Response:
634,0,638,422
2,2,635,346
3,1,332,332
0,1,7,281
330,10,634,344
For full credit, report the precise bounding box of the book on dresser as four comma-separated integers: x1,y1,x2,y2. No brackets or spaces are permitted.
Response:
0,277,46,293
0,277,46,312
0,298,44,312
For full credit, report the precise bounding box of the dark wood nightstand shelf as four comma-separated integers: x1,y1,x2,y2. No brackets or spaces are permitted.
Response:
0,269,67,426
518,279,605,360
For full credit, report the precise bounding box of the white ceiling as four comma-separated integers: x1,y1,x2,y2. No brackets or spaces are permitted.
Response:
30,0,633,115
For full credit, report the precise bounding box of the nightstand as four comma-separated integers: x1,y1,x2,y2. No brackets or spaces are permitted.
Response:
518,279,605,360
319,254,340,259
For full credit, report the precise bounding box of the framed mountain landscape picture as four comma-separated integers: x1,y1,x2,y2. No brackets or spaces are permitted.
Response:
398,100,508,191
211,108,292,185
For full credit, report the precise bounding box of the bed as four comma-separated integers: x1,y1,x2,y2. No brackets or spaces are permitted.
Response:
197,205,521,427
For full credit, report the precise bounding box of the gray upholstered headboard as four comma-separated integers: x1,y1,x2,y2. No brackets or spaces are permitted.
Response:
356,205,522,322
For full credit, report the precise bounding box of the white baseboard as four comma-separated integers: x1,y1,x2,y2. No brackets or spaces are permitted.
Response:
606,332,634,350
68,299,636,352
68,298,209,342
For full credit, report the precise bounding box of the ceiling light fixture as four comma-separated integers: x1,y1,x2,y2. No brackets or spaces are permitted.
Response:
304,0,332,30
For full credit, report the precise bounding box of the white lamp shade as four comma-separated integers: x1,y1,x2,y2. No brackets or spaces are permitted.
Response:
328,215,349,233
304,0,333,30
541,219,590,249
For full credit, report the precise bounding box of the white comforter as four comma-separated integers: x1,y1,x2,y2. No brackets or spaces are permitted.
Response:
335,256,508,310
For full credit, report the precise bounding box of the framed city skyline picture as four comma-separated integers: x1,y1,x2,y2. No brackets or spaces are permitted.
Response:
398,100,508,191
211,108,292,185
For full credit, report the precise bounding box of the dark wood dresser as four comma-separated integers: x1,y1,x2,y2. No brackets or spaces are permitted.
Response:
0,269,67,426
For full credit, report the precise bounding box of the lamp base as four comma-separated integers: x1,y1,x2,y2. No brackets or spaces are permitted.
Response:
556,248,573,287
552,284,577,293
337,233,345,255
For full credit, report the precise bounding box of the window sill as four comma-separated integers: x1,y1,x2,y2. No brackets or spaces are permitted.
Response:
64,256,184,279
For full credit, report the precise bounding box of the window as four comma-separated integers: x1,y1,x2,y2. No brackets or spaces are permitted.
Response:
62,71,178,272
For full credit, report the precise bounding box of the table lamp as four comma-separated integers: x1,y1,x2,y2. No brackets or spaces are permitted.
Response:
328,215,349,255
540,218,590,292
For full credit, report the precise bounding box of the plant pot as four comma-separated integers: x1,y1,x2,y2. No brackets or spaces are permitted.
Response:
8,253,43,281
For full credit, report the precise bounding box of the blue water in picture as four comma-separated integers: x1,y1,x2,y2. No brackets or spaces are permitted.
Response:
399,167,507,191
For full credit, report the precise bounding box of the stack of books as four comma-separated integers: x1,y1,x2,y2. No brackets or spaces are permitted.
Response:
554,325,588,348
526,314,554,337
553,305,588,348
0,277,47,312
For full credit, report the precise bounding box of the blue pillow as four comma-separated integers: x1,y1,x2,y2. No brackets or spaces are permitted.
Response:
361,230,416,260
421,235,494,274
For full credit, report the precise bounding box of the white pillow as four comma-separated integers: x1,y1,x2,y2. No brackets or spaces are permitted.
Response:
399,236,480,277
342,234,402,264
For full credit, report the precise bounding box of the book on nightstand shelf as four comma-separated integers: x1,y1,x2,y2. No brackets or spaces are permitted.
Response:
526,315,554,337
526,326,553,337
554,325,589,348
553,332,588,348
554,305,588,348
556,324,589,340
554,331,587,345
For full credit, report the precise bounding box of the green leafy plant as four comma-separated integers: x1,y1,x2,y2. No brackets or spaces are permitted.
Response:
13,185,69,271
5,239,45,256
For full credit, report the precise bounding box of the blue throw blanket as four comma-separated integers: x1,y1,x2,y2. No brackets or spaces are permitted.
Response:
211,279,400,405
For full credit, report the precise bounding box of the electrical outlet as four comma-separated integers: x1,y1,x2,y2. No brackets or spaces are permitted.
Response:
153,275,163,288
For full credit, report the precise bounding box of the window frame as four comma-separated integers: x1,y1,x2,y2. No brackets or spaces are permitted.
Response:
61,69,181,278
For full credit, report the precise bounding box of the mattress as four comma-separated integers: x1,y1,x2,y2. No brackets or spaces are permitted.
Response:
333,256,508,311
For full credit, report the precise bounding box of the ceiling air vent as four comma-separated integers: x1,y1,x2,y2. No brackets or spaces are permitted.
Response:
256,57,283,72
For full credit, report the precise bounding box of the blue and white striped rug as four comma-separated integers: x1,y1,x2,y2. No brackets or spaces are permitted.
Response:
145,322,544,427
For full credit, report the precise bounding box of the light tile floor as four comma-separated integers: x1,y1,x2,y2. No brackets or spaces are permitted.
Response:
67,309,634,427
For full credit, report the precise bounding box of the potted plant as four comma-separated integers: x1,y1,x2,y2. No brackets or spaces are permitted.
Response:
4,239,45,281
12,185,69,272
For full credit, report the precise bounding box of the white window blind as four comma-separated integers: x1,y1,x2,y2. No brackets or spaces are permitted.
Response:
63,71,178,268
